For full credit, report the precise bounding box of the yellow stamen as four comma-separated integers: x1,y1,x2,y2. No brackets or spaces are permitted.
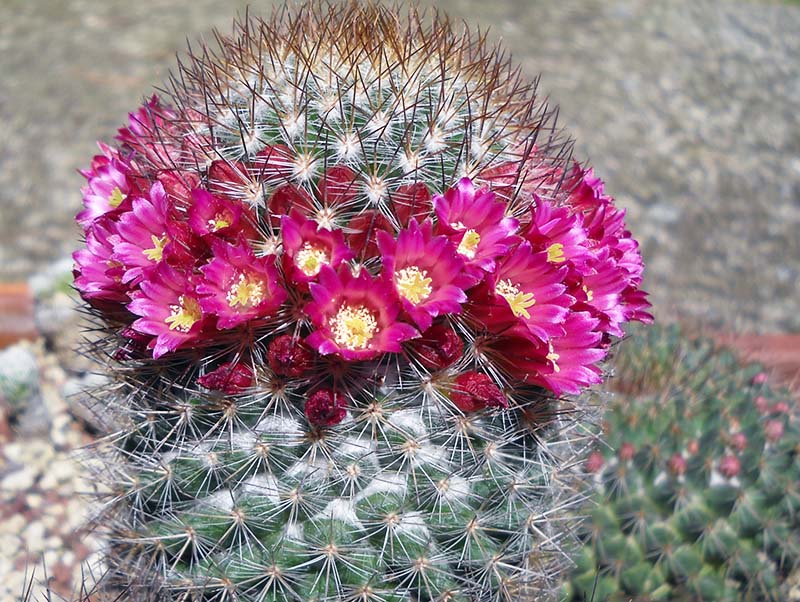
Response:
331,304,378,350
395,266,433,304
108,187,126,208
546,243,566,263
207,213,231,232
226,273,265,308
496,279,536,319
165,296,202,332
143,234,169,262
546,343,561,373
456,229,481,259
295,242,330,277
582,284,594,302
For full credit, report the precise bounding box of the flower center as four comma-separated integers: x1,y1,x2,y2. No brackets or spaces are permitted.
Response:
165,296,202,332
143,233,169,262
295,242,330,277
496,279,536,319
395,266,433,304
108,186,126,208
331,304,378,350
207,212,232,232
582,284,594,302
456,229,481,259
226,273,265,308
546,343,561,373
546,243,566,263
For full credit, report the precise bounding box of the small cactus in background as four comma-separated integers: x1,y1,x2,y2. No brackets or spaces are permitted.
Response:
0,342,39,414
564,325,800,602
72,3,650,601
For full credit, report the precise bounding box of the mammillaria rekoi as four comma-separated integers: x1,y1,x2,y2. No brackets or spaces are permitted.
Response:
72,3,650,601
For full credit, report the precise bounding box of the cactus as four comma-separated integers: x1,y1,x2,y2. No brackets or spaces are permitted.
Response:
564,325,800,602
71,3,650,601
0,342,39,414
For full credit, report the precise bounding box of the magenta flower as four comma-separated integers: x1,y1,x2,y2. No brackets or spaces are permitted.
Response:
77,143,140,226
127,263,206,359
281,212,354,286
116,95,179,168
197,238,287,329
572,252,629,338
187,188,257,241
378,219,476,331
433,178,519,276
306,266,418,361
112,181,177,284
523,198,590,268
73,217,130,304
470,241,573,343
491,312,605,395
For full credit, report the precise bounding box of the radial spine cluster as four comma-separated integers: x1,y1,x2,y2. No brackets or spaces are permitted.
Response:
72,3,650,601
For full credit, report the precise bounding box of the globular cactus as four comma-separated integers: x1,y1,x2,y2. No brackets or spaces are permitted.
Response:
72,3,650,601
564,325,800,602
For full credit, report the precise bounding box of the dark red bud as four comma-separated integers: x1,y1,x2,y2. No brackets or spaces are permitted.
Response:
346,210,393,257
409,323,464,371
719,455,741,478
268,335,314,377
197,362,254,394
451,371,508,413
305,388,347,427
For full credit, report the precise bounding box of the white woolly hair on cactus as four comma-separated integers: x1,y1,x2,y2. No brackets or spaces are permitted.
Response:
71,2,651,601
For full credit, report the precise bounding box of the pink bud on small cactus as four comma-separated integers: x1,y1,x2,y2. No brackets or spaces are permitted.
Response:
755,396,770,413
765,419,785,443
718,455,741,478
618,442,635,462
770,402,790,415
305,389,347,428
585,451,605,473
730,432,748,452
451,372,508,413
197,362,254,394
687,439,700,455
667,453,687,476
752,372,768,385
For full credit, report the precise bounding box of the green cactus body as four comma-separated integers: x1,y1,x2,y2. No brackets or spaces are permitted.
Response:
566,325,800,602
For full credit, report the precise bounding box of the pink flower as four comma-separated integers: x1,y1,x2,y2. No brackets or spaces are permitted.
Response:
523,198,590,268
433,178,519,276
127,263,206,359
187,189,257,241
469,241,573,343
116,95,179,168
281,212,354,287
450,372,508,413
488,312,606,396
267,335,315,377
306,266,418,361
407,322,464,371
572,252,629,338
378,219,476,330
305,389,347,428
197,362,255,394
197,238,286,329
73,217,130,304
112,181,180,284
77,144,140,226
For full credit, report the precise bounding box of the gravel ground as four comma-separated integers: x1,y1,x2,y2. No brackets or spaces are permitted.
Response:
1,0,799,332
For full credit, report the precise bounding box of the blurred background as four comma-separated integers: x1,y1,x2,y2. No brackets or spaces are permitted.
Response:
0,0,798,599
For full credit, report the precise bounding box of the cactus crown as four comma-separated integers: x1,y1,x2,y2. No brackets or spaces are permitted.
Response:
566,325,800,602
72,3,650,601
